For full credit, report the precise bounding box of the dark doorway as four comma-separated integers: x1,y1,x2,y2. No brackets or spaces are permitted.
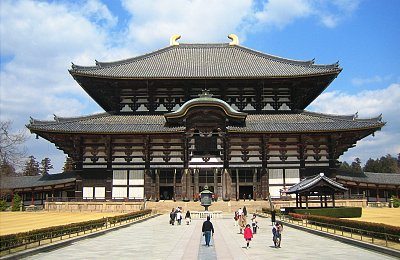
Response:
239,186,253,200
160,186,174,200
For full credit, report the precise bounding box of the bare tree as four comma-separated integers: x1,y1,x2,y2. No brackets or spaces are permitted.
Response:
0,120,27,171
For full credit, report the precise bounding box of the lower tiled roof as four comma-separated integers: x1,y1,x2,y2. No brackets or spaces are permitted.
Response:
336,172,400,186
0,172,76,189
27,111,384,134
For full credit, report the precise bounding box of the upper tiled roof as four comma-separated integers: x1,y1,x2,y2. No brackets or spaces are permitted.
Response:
287,173,347,194
336,172,400,186
70,43,341,79
0,172,76,189
27,111,384,134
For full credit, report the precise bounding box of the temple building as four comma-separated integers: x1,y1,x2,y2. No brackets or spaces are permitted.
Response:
27,35,385,202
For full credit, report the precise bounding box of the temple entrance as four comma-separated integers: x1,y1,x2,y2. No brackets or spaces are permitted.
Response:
159,186,174,200
239,186,253,200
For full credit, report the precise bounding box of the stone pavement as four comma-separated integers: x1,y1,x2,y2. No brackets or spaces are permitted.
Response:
25,214,396,260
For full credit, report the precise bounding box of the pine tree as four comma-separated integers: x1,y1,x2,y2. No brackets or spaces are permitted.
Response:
350,158,362,173
40,158,53,175
23,155,40,176
62,156,74,172
339,161,352,172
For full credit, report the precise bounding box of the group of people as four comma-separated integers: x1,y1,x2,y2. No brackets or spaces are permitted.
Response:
233,207,283,249
169,207,191,225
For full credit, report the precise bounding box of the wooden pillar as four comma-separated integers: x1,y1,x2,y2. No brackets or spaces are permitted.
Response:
324,194,328,207
194,169,199,199
31,189,34,205
155,169,160,200
332,192,336,208
305,193,308,209
296,193,299,208
320,195,323,207
173,169,177,200
213,168,218,198
236,169,239,200
252,168,257,200
376,187,380,202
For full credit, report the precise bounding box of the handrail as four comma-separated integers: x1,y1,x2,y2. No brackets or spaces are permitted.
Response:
279,215,400,250
46,197,145,203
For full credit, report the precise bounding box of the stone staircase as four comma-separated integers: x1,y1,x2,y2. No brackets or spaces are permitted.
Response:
146,200,271,214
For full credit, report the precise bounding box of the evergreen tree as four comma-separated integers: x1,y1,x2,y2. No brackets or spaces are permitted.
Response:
363,154,399,173
339,161,352,172
62,156,74,172
23,155,40,176
40,158,53,175
350,158,362,173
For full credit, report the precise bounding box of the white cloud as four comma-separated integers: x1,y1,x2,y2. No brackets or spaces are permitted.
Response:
309,83,400,165
351,75,392,86
255,0,312,29
120,0,253,52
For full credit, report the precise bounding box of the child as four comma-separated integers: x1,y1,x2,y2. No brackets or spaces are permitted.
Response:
251,214,258,234
243,224,253,249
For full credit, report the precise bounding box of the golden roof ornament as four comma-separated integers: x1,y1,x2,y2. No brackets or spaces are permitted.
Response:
228,34,239,46
170,34,181,46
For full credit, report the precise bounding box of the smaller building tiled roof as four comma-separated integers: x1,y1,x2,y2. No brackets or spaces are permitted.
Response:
335,172,400,186
69,43,341,79
287,173,347,194
27,111,384,134
0,172,76,190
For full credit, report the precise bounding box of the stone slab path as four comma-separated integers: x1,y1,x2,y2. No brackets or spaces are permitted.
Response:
25,214,396,260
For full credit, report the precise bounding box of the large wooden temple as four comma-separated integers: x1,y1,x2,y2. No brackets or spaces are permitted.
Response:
27,35,384,202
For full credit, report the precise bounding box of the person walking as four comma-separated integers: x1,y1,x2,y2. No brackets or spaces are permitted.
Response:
243,224,253,249
272,222,283,248
251,214,258,234
234,211,239,226
243,206,247,217
202,216,214,247
238,213,247,234
185,210,191,225
169,208,176,225
271,210,276,226
176,210,182,225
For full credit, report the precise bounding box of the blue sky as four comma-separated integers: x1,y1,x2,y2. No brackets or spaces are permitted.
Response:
1,0,399,173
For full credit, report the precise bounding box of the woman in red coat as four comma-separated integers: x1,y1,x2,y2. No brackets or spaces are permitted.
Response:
243,224,253,249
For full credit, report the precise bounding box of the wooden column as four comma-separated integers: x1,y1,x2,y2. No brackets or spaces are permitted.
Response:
376,187,380,202
194,169,199,199
155,169,160,200
236,169,239,200
332,192,336,208
173,169,176,200
320,195,323,207
324,194,328,207
305,193,308,209
252,168,257,200
31,189,35,205
296,193,299,208
213,168,218,197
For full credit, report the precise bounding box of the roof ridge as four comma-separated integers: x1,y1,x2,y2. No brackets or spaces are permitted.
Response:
303,110,384,123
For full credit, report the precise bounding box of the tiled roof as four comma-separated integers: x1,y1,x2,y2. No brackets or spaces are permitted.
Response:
336,172,400,186
27,111,385,133
27,111,384,134
287,173,347,194
0,172,76,189
229,111,384,133
70,43,341,79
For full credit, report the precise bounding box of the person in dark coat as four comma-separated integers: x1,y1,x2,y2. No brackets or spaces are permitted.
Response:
202,216,214,246
271,210,276,226
169,208,176,225
243,206,247,216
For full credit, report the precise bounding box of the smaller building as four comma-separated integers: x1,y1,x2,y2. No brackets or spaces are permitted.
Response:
335,172,400,203
0,173,76,206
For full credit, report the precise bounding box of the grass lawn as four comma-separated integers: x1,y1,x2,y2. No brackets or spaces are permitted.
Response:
0,211,125,235
345,207,400,226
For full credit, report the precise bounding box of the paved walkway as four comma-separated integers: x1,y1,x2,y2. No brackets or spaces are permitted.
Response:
26,215,396,260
